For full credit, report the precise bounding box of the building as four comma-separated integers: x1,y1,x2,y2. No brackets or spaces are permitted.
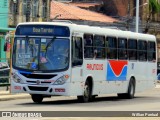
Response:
51,0,119,27
0,0,15,61
8,0,51,27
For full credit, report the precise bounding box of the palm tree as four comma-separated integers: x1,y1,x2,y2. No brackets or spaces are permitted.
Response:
143,0,160,33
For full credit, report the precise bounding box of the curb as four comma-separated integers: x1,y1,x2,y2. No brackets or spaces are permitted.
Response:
155,85,160,88
0,93,30,101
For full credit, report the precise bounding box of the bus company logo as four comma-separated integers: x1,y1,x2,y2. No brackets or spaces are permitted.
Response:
106,60,128,81
36,80,41,85
86,64,103,70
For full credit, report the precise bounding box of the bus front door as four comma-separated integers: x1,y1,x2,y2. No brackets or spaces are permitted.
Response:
71,36,83,83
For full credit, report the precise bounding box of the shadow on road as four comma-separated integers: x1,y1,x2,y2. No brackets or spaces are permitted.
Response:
16,95,144,106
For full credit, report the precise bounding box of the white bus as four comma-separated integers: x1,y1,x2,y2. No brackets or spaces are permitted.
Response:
11,22,157,103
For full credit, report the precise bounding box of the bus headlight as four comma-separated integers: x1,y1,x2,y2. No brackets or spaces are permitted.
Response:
12,74,24,83
53,75,69,85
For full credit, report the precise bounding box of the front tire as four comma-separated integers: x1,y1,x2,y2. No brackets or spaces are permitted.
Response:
31,94,43,103
77,80,92,102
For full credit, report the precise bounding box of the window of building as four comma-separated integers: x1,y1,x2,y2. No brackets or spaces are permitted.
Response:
32,0,38,17
106,37,117,59
10,0,19,14
128,39,137,60
23,0,27,15
138,40,147,61
42,0,47,18
9,1,14,14
93,35,105,59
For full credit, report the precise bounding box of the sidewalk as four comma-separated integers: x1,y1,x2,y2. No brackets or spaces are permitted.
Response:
0,91,30,101
0,83,160,102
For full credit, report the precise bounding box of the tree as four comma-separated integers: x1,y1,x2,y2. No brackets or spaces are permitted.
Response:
143,0,160,33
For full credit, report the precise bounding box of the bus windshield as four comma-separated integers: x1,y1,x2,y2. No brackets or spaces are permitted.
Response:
12,37,70,71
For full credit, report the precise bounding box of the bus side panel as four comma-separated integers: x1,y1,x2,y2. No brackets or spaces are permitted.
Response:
147,62,156,88
83,60,107,95
132,62,155,92
83,60,129,95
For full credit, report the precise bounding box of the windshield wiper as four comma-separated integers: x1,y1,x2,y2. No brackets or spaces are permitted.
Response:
45,36,56,50
45,36,56,57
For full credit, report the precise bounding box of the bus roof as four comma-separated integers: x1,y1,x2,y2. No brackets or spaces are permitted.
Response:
17,22,156,41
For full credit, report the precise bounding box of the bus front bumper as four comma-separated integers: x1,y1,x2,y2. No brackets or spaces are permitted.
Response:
11,81,71,96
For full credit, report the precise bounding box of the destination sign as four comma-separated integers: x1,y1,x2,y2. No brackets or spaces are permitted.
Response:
15,25,70,37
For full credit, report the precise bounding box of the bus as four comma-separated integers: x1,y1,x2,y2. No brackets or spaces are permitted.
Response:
11,22,157,103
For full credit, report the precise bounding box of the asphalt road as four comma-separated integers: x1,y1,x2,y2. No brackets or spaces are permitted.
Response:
0,87,160,112
1,86,160,119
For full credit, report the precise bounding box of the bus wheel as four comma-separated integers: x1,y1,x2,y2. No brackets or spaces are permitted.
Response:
31,94,43,103
118,78,135,99
77,80,92,102
126,78,135,99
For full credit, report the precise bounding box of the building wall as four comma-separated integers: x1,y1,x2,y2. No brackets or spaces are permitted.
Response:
0,0,9,61
8,0,51,27
0,0,8,27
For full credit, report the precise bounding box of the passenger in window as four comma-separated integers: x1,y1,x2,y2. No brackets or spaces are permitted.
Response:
84,36,92,46
124,51,127,59
94,49,97,59
142,42,147,50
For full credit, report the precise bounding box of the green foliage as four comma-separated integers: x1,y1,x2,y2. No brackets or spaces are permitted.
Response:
149,0,160,14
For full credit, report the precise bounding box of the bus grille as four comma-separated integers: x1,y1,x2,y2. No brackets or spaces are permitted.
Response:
20,73,57,79
26,80,52,85
28,86,48,91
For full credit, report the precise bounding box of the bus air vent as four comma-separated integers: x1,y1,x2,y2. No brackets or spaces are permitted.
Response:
20,73,57,79
28,86,48,91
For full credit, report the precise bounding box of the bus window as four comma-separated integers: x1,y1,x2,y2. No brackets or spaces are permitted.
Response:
118,38,127,60
84,34,93,58
72,37,83,66
93,35,105,59
138,40,147,61
148,41,156,61
84,34,93,46
128,39,137,60
106,37,117,59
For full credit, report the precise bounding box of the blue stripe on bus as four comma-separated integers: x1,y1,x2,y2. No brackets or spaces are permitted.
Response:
18,70,32,74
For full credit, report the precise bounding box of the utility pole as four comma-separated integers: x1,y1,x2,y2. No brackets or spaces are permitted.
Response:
136,0,139,32
13,1,17,25
126,0,131,30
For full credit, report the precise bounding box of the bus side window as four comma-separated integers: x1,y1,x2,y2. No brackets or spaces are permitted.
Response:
93,35,105,59
138,40,147,61
148,41,156,62
72,37,83,66
118,38,127,60
106,37,117,59
84,34,93,58
128,39,137,60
